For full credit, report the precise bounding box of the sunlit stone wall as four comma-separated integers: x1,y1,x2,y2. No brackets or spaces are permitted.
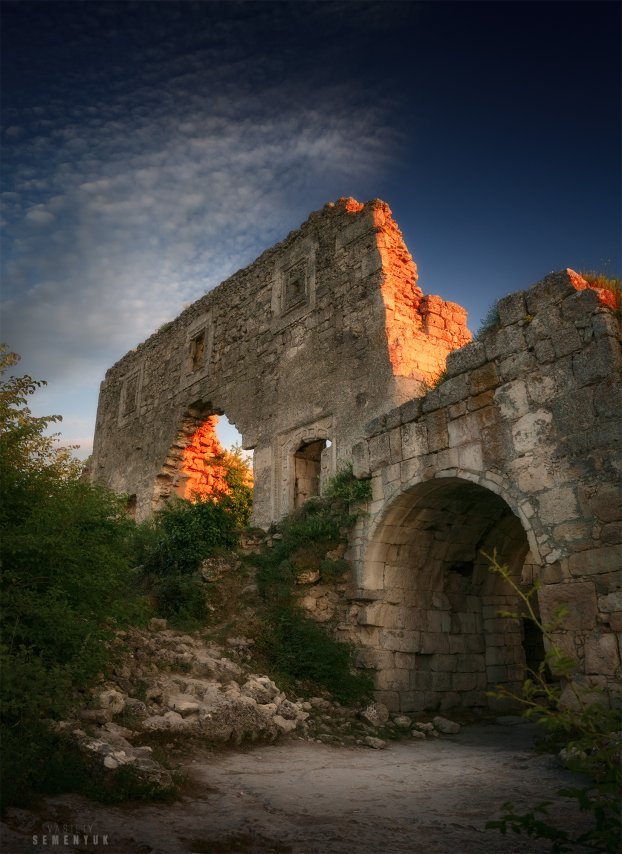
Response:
91,198,469,525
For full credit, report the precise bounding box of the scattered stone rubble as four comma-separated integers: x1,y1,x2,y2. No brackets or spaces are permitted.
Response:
59,624,463,790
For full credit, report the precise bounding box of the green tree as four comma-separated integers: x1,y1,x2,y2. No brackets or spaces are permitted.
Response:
0,347,144,807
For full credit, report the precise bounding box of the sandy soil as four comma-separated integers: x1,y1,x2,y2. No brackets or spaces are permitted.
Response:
1,719,592,853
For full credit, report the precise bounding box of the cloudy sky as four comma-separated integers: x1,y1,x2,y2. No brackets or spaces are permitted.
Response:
1,1,620,456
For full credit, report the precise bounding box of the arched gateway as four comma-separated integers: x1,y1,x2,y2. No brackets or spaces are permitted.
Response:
91,200,621,709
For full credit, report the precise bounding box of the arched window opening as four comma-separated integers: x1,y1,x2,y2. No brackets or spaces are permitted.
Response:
293,439,326,509
153,409,253,512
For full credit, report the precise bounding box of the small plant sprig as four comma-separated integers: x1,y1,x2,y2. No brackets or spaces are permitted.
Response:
483,551,621,852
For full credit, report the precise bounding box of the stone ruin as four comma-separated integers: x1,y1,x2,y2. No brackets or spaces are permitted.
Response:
91,198,621,712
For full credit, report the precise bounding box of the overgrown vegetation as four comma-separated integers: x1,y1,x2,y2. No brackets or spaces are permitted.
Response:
135,445,252,628
484,551,621,852
0,347,150,808
252,468,373,705
0,347,373,808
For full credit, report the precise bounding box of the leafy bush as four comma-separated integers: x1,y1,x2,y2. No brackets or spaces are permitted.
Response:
0,347,148,809
136,496,242,628
252,476,373,705
324,462,372,504
215,446,253,528
484,551,621,852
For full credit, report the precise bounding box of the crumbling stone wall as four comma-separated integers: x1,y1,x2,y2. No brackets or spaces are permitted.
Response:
345,270,621,712
92,201,620,712
91,198,469,525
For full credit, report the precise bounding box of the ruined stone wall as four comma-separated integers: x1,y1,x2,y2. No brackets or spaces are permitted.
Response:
91,198,469,525
345,271,621,713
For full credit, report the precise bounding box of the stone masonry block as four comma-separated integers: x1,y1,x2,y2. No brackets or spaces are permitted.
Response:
469,362,500,395
511,410,552,454
573,336,622,387
584,631,620,676
445,341,487,376
497,291,527,325
567,545,622,577
561,288,601,321
438,373,469,406
368,433,391,470
537,485,579,526
484,325,527,361
398,397,423,424
550,387,594,436
352,439,371,478
379,629,421,652
493,380,530,420
538,581,598,631
425,409,449,452
499,350,537,382
525,271,576,314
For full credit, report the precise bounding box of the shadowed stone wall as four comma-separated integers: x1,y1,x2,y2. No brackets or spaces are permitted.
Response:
345,270,621,712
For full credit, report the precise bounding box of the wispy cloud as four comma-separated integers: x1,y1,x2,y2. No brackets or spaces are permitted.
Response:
1,3,401,451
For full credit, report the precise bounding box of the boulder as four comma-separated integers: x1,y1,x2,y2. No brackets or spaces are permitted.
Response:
432,716,461,734
360,702,390,727
363,736,387,749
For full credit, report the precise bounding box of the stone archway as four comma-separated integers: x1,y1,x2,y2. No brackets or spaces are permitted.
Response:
358,476,543,712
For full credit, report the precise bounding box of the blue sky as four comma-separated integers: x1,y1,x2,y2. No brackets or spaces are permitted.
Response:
1,1,620,456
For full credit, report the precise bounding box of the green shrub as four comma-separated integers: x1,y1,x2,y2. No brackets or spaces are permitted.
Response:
324,462,372,504
252,479,373,705
255,606,373,705
136,496,242,628
0,347,148,809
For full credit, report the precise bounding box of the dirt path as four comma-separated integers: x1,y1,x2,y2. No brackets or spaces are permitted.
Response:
2,719,591,853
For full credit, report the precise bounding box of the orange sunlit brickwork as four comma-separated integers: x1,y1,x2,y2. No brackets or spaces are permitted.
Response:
178,416,252,501
371,203,472,384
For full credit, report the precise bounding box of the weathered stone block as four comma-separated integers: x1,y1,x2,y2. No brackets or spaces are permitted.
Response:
567,545,621,577
468,362,500,395
401,421,427,459
511,409,552,453
352,439,371,478
537,485,579,526
499,350,537,382
425,409,449,452
445,341,487,376
561,288,600,321
584,632,620,676
497,291,527,325
525,271,576,314
484,325,527,361
438,373,469,405
573,336,622,387
368,433,391,470
494,380,530,420
452,672,479,691
398,397,423,424
538,581,597,630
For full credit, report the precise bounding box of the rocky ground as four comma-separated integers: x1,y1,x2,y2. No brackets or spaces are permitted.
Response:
1,621,597,853
1,718,592,853
43,619,470,792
